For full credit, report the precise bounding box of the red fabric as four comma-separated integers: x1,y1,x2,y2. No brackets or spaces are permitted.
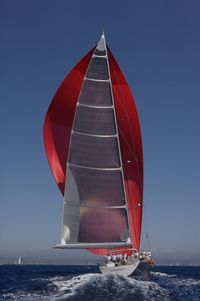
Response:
43,49,94,193
108,48,143,251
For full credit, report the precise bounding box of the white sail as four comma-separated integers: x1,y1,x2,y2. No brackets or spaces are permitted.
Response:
57,33,131,249
17,256,22,264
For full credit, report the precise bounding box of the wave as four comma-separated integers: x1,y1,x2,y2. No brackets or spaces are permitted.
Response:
50,273,169,301
50,272,200,301
1,267,200,301
150,271,177,278
150,272,200,301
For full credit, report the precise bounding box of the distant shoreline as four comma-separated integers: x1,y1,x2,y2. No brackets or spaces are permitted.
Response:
0,258,199,267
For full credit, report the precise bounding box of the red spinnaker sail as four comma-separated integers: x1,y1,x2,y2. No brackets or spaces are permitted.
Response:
43,45,143,254
43,49,94,193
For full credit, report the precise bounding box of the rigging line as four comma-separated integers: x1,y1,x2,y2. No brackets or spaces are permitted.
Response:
119,131,142,199
108,57,136,142
112,89,130,119
112,86,143,191
109,54,143,193
119,134,142,201
106,88,140,163
111,85,143,189
143,202,152,250
105,59,131,119
123,168,140,250
118,127,138,160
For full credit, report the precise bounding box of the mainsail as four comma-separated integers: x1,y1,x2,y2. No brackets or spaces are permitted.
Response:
43,33,143,256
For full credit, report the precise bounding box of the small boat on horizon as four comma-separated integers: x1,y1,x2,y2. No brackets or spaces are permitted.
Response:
15,256,22,265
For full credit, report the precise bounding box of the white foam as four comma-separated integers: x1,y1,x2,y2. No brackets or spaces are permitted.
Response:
50,273,169,300
3,272,200,301
50,273,99,295
151,271,177,277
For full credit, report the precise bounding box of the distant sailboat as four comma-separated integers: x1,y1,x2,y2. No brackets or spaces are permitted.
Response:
15,256,22,265
44,32,154,276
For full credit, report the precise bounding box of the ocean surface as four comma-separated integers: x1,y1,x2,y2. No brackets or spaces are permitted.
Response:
0,265,199,301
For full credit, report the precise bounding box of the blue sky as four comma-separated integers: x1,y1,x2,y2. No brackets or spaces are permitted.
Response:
0,0,200,262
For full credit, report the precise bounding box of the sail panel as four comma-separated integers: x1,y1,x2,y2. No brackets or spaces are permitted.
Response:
43,49,94,194
66,165,125,206
79,80,112,107
94,49,106,56
73,106,116,135
86,57,109,80
68,133,120,168
78,207,128,243
63,164,127,245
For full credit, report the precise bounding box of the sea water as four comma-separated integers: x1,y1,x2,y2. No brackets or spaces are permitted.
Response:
0,265,200,300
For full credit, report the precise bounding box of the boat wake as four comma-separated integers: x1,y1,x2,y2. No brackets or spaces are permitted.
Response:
47,271,200,301
50,273,168,301
1,267,200,301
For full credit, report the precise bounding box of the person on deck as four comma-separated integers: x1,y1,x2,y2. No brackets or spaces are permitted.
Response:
112,255,116,262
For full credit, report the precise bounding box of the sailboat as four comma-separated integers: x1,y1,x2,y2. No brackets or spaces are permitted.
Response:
18,256,22,264
15,256,22,265
43,32,153,277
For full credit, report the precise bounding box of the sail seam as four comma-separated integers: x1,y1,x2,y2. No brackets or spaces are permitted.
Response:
77,102,114,109
93,54,107,58
72,130,117,138
68,163,121,171
85,77,110,82
64,203,126,209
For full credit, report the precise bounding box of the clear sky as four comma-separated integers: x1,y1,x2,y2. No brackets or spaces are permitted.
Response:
1,0,200,263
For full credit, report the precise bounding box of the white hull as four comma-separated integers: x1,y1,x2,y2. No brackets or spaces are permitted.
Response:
99,258,140,277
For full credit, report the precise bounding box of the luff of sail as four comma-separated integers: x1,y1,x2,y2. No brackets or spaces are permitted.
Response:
43,32,143,256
